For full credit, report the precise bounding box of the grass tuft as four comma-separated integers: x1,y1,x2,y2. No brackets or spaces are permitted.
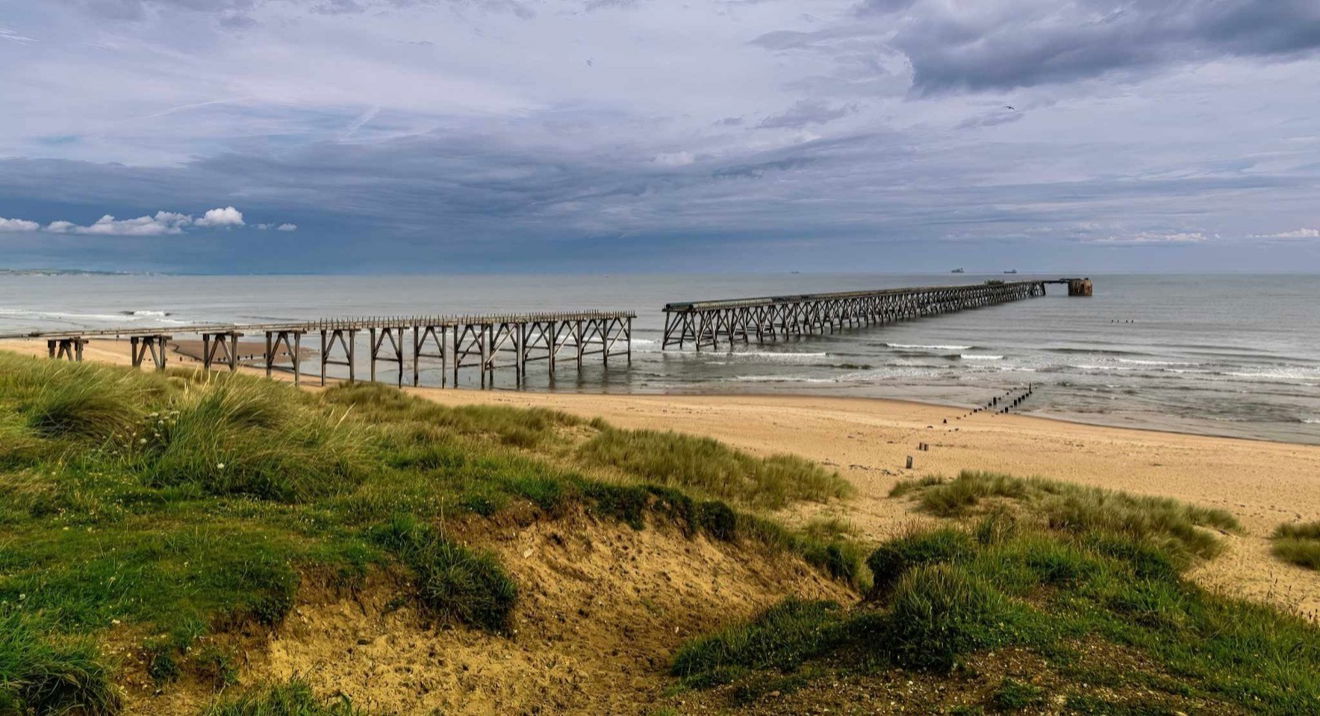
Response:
0,608,120,715
865,527,975,600
141,379,370,502
578,427,852,510
670,598,846,686
991,677,1044,710
890,470,1238,562
23,373,144,442
372,515,518,634
204,676,360,715
1271,521,1320,571
882,564,1023,671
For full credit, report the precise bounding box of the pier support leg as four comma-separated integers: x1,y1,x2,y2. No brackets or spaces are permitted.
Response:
131,335,170,371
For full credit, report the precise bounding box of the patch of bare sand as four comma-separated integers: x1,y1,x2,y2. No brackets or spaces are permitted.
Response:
248,514,851,714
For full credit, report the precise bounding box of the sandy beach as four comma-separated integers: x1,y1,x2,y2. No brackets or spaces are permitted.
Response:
6,336,1320,617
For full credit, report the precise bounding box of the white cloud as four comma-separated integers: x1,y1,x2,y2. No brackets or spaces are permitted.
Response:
194,206,245,227
16,206,287,236
0,216,40,232
45,211,193,236
1250,228,1319,240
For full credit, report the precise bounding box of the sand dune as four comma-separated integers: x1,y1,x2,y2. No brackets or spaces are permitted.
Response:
6,336,1319,617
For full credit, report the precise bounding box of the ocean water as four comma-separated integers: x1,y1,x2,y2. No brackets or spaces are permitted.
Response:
1,273,1317,445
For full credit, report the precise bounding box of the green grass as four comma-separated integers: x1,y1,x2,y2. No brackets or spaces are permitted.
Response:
865,527,975,599
577,427,853,510
370,514,517,633
1272,520,1320,570
0,608,120,715
0,351,858,713
203,677,361,715
891,470,1239,564
673,501,1320,713
671,598,849,686
991,677,1044,710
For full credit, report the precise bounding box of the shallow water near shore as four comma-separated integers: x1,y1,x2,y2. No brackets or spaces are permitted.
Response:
1,272,1317,444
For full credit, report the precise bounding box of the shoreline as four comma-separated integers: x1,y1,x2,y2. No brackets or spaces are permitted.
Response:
8,333,1311,447
571,385,1320,448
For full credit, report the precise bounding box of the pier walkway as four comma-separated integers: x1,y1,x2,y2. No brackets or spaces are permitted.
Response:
661,279,1090,350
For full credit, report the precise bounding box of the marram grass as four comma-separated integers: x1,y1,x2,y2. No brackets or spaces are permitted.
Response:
0,351,860,713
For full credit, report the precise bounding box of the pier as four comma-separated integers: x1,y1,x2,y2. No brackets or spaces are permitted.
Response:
9,311,634,388
662,279,1090,350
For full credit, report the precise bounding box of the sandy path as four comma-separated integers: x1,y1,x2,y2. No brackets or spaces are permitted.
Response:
6,337,1320,616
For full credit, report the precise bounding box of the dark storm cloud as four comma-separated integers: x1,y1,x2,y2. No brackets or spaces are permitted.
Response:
1,118,1304,266
889,0,1320,93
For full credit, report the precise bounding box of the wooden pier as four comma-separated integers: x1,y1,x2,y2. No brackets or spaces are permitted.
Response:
662,279,1088,350
9,311,633,389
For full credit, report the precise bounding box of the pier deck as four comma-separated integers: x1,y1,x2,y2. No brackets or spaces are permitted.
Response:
661,279,1089,350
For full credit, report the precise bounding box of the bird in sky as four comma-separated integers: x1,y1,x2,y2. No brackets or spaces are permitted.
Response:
1004,105,1016,111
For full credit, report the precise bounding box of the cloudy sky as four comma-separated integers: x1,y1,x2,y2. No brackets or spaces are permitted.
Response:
1,0,1319,273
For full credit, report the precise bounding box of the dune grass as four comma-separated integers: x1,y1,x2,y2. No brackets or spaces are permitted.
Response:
371,515,518,633
1272,521,1320,570
0,609,121,715
674,490,1320,713
578,427,853,510
890,470,1239,564
0,351,860,713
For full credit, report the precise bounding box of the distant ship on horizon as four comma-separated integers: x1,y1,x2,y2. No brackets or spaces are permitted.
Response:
1004,269,1018,274
951,267,965,273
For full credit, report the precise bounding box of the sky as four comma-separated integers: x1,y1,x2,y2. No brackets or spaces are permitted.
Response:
1,0,1319,274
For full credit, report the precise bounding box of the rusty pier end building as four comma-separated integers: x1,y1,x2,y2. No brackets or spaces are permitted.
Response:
10,310,634,389
661,278,1091,350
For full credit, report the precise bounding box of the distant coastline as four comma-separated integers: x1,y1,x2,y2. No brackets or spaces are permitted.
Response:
0,268,139,276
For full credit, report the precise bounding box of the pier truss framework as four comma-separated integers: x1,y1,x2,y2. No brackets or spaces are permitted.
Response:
14,311,633,389
661,281,1051,350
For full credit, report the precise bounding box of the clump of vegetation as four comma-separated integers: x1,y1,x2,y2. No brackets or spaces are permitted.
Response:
371,515,517,633
0,609,120,715
1271,521,1320,570
140,380,371,501
891,470,1239,563
865,527,975,599
204,677,360,715
8,361,161,443
671,599,848,686
991,677,1044,710
884,564,1023,670
578,427,853,510
0,351,859,713
673,497,1320,714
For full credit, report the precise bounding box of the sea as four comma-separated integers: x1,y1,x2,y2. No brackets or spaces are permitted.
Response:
1,273,1317,445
